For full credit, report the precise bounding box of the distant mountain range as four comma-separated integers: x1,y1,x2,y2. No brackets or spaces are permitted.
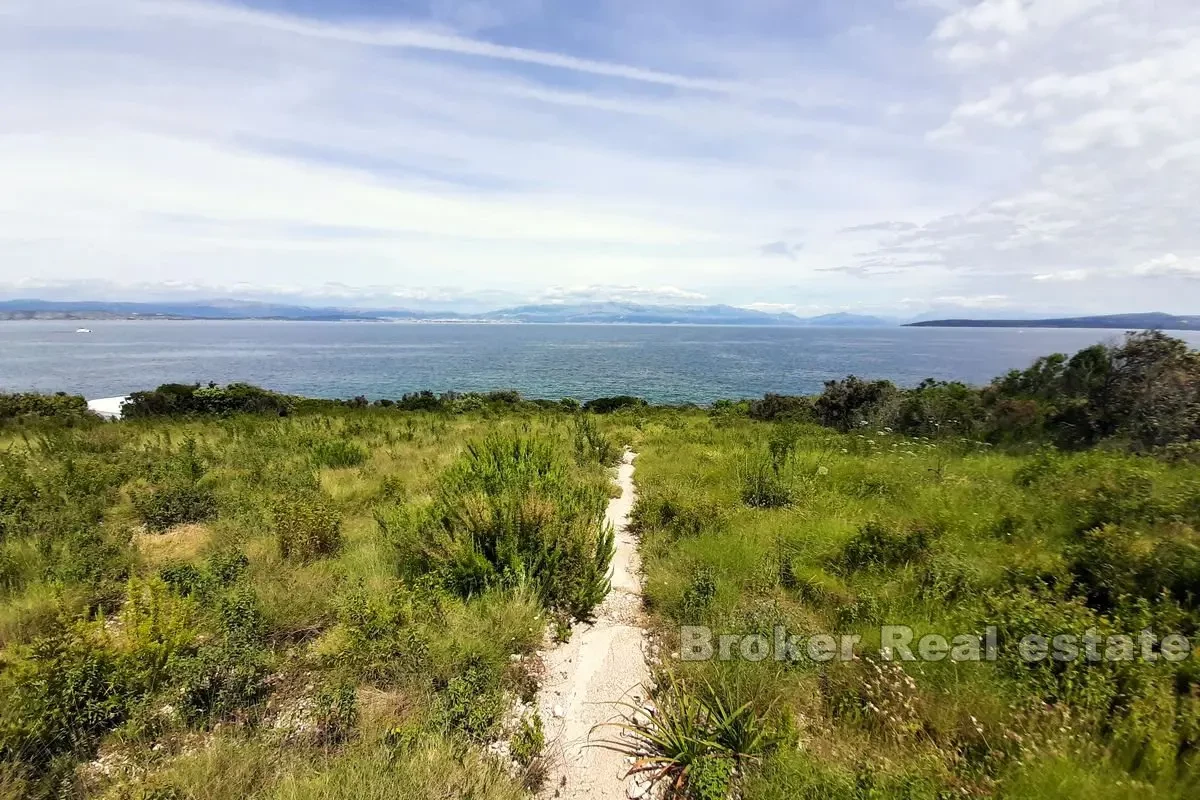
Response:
0,299,896,327
5,300,1194,330
908,312,1200,331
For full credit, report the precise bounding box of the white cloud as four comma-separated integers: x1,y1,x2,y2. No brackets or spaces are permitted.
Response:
536,285,709,305
930,294,1012,308
849,0,1200,312
1032,269,1089,282
0,0,1197,314
1133,254,1200,278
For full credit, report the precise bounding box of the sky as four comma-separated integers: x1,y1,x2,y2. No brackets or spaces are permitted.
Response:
2,0,1198,316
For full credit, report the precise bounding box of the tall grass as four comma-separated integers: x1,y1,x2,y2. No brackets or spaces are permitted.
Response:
419,435,614,619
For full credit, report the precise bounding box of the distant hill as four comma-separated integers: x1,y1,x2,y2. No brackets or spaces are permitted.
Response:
0,299,898,327
907,313,1200,331
0,299,463,322
801,312,896,327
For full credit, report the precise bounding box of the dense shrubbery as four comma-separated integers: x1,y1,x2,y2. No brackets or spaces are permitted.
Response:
274,492,342,561
582,395,648,414
0,392,93,424
130,437,218,531
123,382,295,418
746,332,1200,452
414,436,614,620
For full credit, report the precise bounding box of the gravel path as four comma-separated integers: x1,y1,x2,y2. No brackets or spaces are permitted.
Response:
536,450,651,799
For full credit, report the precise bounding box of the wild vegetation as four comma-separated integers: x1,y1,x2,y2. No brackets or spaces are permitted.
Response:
0,330,1197,799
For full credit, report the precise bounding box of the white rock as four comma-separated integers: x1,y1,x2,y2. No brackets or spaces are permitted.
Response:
552,704,565,718
627,781,650,799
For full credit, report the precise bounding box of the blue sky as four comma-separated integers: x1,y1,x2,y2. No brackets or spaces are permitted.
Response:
2,0,1198,315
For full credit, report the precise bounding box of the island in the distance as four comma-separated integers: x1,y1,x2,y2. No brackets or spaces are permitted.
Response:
908,312,1199,331
0,299,896,327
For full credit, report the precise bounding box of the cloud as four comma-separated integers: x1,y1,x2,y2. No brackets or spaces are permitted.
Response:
0,0,1197,314
1032,269,1089,282
840,221,920,234
536,285,709,304
759,241,802,259
930,294,1012,308
1133,254,1200,278
847,0,1200,313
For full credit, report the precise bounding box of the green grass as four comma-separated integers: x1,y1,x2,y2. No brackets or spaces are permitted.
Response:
629,412,1200,799
2,391,1199,798
0,407,615,798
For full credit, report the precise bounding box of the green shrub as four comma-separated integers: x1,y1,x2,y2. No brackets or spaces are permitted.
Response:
632,490,727,540
748,394,813,422
740,458,791,509
274,493,342,561
687,754,735,800
313,681,359,745
837,520,940,573
132,479,218,532
309,438,369,469
680,567,718,621
434,661,504,741
422,435,613,619
813,377,896,432
177,589,269,722
573,414,621,466
0,392,92,423
582,395,647,414
509,711,545,768
123,383,294,418
131,436,218,531
0,626,133,773
176,642,269,723
334,581,430,683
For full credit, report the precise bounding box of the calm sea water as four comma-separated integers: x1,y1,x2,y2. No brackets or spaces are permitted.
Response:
3,321,1199,404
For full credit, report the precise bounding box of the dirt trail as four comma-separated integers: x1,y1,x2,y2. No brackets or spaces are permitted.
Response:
537,450,650,799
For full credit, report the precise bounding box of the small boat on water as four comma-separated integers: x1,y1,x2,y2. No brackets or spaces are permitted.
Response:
76,328,91,333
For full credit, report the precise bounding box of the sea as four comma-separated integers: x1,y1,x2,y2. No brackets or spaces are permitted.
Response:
3,320,1199,405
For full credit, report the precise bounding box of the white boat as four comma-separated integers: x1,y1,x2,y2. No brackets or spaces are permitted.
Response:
76,328,91,333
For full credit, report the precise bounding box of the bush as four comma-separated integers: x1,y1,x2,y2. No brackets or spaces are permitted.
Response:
434,661,504,741
509,711,545,768
680,567,718,621
813,377,896,432
632,490,727,540
131,436,219,531
687,755,735,800
0,392,92,423
124,383,294,418
740,457,791,509
748,394,812,422
274,494,342,561
177,588,269,722
313,681,358,745
573,414,621,466
422,436,614,620
176,642,269,723
0,626,134,773
837,520,940,572
582,395,647,414
309,439,369,469
132,480,218,532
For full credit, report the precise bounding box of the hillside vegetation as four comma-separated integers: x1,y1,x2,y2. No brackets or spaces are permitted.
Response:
0,331,1198,799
